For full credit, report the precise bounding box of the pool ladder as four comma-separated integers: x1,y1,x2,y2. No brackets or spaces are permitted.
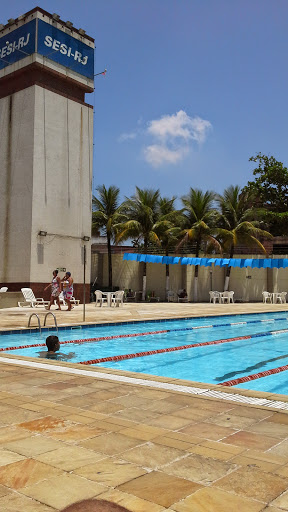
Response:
28,312,58,333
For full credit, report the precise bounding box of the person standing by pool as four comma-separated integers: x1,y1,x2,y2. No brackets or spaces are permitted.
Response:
62,271,74,311
44,270,62,310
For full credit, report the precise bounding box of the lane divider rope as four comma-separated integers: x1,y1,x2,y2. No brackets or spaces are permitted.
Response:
0,330,169,352
219,363,288,386
79,336,251,365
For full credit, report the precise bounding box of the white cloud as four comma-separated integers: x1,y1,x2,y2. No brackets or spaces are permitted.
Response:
118,109,212,168
144,145,188,168
118,131,137,142
147,110,212,144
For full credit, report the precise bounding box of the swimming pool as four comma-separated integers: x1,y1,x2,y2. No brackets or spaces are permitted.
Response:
1,311,288,395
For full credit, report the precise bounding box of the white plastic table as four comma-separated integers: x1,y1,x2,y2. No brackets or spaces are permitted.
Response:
101,292,115,307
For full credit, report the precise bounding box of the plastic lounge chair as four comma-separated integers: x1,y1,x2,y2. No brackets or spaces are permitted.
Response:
0,287,8,292
57,292,80,307
262,291,272,303
94,290,106,307
70,297,80,306
209,291,220,304
18,288,49,308
111,290,125,307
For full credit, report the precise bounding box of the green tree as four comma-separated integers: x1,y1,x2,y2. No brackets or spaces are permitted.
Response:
216,185,272,290
92,185,123,289
245,153,288,235
117,187,161,300
179,188,219,302
154,196,182,297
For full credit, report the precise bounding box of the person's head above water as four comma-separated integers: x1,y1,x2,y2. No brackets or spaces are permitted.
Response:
61,499,131,511
46,335,60,353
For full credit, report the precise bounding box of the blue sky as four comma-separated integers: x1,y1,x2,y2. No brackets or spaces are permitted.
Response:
3,1,288,202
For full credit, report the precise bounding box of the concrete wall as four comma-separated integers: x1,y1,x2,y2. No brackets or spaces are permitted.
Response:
0,89,34,282
0,85,93,287
31,86,92,284
92,252,288,302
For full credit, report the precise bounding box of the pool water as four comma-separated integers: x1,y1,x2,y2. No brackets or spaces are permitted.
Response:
1,311,288,394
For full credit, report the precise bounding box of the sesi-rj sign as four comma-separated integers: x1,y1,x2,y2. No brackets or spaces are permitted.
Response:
37,20,94,79
0,18,94,79
0,19,36,69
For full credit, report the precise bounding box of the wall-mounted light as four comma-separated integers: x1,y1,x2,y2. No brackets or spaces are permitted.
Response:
0,24,5,30
66,21,73,28
82,236,90,241
52,13,60,21
38,230,47,236
78,28,86,35
7,18,15,25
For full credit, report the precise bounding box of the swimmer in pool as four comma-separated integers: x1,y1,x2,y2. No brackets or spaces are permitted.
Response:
46,335,60,354
38,335,74,361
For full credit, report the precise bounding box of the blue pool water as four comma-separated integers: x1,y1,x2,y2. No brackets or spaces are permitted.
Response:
1,311,288,394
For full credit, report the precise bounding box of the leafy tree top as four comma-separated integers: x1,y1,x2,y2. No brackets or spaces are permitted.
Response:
245,153,288,212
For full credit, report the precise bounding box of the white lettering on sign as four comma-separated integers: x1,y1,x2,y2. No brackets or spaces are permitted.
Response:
0,33,30,60
44,35,88,65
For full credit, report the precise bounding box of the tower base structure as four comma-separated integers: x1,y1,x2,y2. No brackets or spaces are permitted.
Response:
0,8,94,301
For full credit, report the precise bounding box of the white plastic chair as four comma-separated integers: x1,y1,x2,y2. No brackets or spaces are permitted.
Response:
94,290,107,307
18,288,49,307
167,291,177,302
209,291,220,304
275,292,287,304
221,291,234,303
262,291,272,303
0,287,8,292
111,290,125,307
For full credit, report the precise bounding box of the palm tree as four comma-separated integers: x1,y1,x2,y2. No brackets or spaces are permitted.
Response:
216,185,272,291
92,185,123,289
179,188,219,302
117,187,161,300
154,196,182,297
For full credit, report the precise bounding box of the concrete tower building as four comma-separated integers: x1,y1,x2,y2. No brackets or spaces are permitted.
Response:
0,7,94,298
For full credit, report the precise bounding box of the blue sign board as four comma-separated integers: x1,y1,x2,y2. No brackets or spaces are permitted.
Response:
37,19,94,80
0,18,94,79
0,19,36,70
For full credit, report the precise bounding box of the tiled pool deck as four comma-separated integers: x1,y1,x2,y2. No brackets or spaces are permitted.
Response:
1,302,288,511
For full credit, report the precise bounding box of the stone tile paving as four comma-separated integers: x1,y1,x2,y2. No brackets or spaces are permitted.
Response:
1,301,288,331
0,361,288,510
1,302,288,510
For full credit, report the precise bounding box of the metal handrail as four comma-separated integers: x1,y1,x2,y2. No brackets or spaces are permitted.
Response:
28,313,41,333
43,312,58,331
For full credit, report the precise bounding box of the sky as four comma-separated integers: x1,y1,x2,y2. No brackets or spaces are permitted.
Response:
2,0,288,203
